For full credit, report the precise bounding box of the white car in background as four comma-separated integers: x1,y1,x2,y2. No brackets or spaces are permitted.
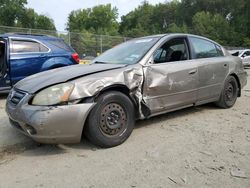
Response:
230,49,250,67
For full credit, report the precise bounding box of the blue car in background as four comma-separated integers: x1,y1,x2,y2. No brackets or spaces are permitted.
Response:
0,33,80,93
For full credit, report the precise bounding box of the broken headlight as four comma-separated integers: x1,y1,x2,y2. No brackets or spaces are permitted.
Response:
32,83,75,106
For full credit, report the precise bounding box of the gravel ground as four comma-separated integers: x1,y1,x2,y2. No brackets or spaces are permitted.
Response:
0,70,249,188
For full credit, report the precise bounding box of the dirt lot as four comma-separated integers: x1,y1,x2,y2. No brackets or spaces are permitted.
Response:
0,70,250,188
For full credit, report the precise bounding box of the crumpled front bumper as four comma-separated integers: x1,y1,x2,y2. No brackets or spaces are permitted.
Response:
6,93,95,144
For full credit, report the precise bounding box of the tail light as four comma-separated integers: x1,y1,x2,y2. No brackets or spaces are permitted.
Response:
72,53,80,64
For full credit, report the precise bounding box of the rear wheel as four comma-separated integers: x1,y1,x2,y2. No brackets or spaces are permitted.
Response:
215,76,238,108
84,91,135,148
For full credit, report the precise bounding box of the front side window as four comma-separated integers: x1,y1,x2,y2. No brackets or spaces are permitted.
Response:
11,40,49,53
153,38,188,63
189,37,223,59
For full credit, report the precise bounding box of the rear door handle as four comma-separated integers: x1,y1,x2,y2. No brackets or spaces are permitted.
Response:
188,69,197,75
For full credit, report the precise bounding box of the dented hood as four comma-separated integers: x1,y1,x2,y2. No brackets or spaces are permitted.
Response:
14,64,126,93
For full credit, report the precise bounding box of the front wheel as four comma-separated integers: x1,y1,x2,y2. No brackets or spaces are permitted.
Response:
215,76,239,108
84,91,135,148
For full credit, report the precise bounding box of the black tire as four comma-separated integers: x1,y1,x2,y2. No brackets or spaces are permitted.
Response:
84,91,135,148
215,76,239,108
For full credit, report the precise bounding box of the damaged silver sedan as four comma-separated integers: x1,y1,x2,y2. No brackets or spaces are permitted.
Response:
6,34,247,147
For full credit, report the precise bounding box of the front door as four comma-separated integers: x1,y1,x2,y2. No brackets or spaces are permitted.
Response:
142,37,199,115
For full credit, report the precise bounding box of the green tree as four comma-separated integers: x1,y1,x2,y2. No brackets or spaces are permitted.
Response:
18,8,56,30
119,0,249,47
0,0,56,31
35,15,56,30
167,23,188,33
18,8,36,28
151,1,181,33
119,1,155,36
192,11,242,46
0,0,27,26
67,4,119,35
119,1,183,36
177,0,249,46
18,8,56,31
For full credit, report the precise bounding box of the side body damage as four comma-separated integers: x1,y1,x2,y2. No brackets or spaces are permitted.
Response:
5,33,248,145
70,64,146,119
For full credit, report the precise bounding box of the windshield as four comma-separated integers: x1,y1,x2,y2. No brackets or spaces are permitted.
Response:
93,37,160,65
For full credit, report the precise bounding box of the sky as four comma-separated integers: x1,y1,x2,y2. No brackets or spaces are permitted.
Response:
27,0,165,31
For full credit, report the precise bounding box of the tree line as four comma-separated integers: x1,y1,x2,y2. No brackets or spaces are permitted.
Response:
0,0,56,30
67,0,250,47
1,0,249,47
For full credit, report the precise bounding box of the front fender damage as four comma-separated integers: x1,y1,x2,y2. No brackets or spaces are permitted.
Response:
69,66,148,119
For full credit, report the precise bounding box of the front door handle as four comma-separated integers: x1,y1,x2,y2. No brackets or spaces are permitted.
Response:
188,69,197,75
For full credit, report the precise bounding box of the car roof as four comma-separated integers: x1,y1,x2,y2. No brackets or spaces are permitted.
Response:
136,33,221,45
0,33,62,41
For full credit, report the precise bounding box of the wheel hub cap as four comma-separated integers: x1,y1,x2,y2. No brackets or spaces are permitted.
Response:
100,103,127,136
225,83,234,101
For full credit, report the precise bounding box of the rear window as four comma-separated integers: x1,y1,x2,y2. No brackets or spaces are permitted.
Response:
189,37,224,59
11,40,49,53
48,39,74,52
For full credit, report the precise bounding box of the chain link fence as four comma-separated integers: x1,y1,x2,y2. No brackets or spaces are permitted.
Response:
0,26,130,58
1,25,246,57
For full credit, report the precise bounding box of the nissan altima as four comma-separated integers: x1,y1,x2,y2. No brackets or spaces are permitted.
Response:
6,34,247,147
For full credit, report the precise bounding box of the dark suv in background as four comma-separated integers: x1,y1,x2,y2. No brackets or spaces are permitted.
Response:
0,33,80,93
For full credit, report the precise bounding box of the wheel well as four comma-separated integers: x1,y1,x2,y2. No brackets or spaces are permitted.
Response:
99,85,130,95
50,64,66,69
82,85,140,140
230,73,241,97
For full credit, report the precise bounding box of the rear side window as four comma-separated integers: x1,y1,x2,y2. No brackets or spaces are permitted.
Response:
189,37,224,59
11,40,49,53
48,39,74,52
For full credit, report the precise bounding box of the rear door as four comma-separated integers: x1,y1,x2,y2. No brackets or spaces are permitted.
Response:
143,37,199,115
188,37,229,103
9,38,51,84
47,39,77,65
